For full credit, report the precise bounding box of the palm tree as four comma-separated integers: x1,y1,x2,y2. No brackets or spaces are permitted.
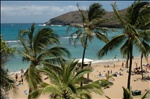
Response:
123,0,150,79
97,1,150,90
0,36,16,98
18,23,71,96
67,3,109,87
29,60,103,99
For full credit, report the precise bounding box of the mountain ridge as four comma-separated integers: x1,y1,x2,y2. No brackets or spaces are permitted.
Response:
45,8,127,28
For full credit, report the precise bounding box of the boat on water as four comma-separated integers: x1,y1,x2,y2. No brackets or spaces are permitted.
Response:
38,24,46,26
51,24,62,27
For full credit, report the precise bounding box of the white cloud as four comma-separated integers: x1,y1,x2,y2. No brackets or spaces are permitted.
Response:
1,4,88,23
1,5,85,17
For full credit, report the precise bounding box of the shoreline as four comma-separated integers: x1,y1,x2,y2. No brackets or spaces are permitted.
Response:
8,56,149,73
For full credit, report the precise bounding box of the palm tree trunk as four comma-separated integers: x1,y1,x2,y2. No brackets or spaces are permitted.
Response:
87,62,91,80
28,88,32,99
80,36,88,87
29,88,32,93
127,46,133,90
126,53,129,68
141,53,144,79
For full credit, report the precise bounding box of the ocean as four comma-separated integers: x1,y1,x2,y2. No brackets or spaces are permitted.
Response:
1,23,141,72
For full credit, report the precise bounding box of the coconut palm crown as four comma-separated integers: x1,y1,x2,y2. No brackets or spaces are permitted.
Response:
18,23,71,95
29,60,103,99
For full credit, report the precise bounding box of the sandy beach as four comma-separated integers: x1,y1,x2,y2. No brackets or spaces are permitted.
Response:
8,57,150,99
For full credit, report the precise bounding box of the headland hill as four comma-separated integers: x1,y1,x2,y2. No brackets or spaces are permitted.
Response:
45,8,127,28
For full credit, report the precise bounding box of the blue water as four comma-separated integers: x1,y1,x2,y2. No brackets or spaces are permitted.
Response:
1,23,141,72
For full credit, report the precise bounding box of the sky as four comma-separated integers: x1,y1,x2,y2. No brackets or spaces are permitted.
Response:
1,1,134,23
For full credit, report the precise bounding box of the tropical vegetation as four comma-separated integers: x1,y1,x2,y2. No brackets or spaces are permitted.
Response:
97,0,150,90
29,60,103,99
18,23,71,97
0,35,16,98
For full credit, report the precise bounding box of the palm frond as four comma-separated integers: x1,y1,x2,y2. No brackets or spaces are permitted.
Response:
111,2,126,26
0,68,17,96
89,18,103,28
71,68,92,84
88,3,105,22
18,51,34,61
18,31,31,56
140,41,150,59
42,85,60,95
95,31,109,43
122,87,133,99
138,30,150,42
43,57,64,65
97,34,126,58
135,5,150,29
33,28,59,54
141,90,149,99
25,64,42,90
78,80,103,95
28,89,42,99
128,1,150,25
68,84,77,94
69,29,83,47
120,39,130,58
77,3,87,22
37,47,71,60
134,35,147,56
28,23,35,49
39,65,61,85
105,95,111,99
79,91,92,99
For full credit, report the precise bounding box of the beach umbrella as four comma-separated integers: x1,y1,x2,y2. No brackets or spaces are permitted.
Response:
77,58,93,64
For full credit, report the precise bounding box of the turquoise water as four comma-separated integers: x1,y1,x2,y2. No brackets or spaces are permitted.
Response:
1,23,141,72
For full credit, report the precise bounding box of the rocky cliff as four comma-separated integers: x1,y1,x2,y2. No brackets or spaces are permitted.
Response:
45,9,127,28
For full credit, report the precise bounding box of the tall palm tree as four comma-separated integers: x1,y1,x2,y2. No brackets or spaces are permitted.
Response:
29,60,103,99
18,23,71,96
68,3,109,87
97,1,150,90
123,0,150,79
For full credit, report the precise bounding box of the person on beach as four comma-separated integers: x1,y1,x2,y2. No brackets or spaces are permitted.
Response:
108,70,110,74
114,55,117,59
113,64,115,68
21,77,23,84
21,68,24,75
135,62,138,68
122,62,124,67
20,74,24,84
132,56,134,59
99,72,102,77
15,73,18,81
110,70,112,74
